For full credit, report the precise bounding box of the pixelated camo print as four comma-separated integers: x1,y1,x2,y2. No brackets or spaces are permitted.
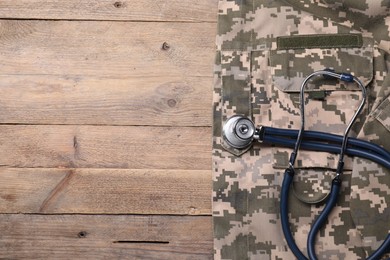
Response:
213,1,390,259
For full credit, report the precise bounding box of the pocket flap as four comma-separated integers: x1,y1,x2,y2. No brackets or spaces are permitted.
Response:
270,36,374,92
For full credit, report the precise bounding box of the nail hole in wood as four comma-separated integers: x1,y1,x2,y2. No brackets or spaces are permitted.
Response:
78,231,87,238
162,42,170,50
113,1,124,8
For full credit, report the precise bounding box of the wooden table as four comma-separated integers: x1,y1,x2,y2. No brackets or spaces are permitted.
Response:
0,1,217,258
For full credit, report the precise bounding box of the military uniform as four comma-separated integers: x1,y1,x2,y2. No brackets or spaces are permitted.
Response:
212,0,390,259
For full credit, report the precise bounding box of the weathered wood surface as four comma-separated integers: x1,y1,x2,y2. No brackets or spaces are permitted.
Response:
0,214,213,259
0,125,211,169
0,0,218,22
0,168,211,215
0,20,215,126
0,75,212,126
0,0,218,258
0,20,215,77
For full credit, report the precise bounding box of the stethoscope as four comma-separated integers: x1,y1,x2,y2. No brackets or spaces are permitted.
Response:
222,70,390,259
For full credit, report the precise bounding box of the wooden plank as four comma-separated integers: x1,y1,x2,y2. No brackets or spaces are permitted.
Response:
0,168,211,215
0,125,211,169
0,214,213,259
0,0,218,22
0,20,215,77
0,75,212,126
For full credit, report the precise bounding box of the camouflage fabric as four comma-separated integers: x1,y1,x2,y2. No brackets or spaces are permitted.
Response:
212,1,390,259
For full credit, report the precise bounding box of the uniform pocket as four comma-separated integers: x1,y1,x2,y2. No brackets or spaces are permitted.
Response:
267,35,374,203
269,46,373,93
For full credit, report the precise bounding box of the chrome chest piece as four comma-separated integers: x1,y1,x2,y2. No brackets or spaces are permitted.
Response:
222,115,259,149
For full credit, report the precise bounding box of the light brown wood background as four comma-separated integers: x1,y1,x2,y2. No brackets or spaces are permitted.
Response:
0,1,217,258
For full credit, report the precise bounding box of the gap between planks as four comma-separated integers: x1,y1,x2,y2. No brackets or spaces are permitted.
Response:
0,0,218,22
0,17,217,23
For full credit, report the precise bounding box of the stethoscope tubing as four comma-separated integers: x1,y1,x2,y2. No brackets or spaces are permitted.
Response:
281,171,343,260
263,126,390,161
280,169,309,260
262,135,390,170
366,235,390,260
283,173,390,260
221,70,390,258
279,70,389,259
307,178,341,260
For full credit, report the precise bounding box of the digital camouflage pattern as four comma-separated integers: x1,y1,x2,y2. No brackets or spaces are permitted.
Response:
213,0,390,259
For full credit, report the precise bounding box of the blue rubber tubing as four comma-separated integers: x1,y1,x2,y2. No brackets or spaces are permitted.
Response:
268,135,390,259
263,127,390,161
307,178,341,260
262,136,390,170
280,169,308,260
366,234,390,260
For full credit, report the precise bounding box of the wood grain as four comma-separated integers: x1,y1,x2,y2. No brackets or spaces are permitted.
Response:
0,0,218,256
0,125,211,169
0,75,212,126
0,168,211,215
0,214,213,259
0,20,215,78
0,0,218,22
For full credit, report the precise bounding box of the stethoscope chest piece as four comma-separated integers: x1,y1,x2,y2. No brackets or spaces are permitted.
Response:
222,115,256,149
